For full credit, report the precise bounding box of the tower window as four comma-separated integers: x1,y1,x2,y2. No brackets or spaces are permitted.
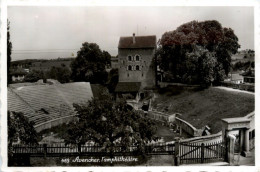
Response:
128,65,132,71
135,55,140,61
136,65,140,70
128,55,132,61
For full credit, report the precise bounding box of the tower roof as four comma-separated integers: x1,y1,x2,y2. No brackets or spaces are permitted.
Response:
118,35,156,49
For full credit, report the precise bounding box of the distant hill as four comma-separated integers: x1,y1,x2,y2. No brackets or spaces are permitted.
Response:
231,50,254,64
11,57,75,71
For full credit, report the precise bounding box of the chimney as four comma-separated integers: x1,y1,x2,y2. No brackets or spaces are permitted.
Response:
133,33,136,44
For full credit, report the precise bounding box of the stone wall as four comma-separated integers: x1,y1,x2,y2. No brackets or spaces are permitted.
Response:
175,117,202,137
118,48,155,88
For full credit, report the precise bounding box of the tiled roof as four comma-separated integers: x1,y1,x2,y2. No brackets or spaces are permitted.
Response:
118,35,156,49
115,82,141,93
231,74,243,81
8,82,93,126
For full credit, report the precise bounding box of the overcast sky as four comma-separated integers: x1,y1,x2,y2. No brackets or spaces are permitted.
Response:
8,6,254,61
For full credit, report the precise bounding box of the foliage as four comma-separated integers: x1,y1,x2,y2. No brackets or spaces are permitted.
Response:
7,20,12,85
157,20,240,86
8,111,38,165
232,61,254,71
24,70,45,82
106,68,119,93
64,91,157,155
47,66,71,83
8,111,38,145
70,42,110,84
103,50,112,67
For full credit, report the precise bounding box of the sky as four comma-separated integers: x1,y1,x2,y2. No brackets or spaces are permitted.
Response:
8,6,254,61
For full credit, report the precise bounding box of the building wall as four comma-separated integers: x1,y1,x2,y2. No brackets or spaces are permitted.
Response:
12,75,25,82
118,48,155,88
111,58,119,69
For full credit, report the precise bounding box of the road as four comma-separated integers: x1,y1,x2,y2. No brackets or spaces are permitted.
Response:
214,86,254,95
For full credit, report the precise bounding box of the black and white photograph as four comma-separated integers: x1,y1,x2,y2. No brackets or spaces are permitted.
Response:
0,1,258,170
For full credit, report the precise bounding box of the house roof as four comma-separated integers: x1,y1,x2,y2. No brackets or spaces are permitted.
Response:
231,74,243,81
8,82,93,126
115,82,141,93
118,35,156,49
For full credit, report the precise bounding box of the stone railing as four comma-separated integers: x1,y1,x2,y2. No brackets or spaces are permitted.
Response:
179,131,222,143
175,117,202,137
146,110,171,123
34,114,77,132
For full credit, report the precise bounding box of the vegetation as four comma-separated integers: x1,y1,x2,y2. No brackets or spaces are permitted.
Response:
156,20,240,86
152,85,254,133
8,111,38,165
24,70,46,82
7,20,12,85
64,91,157,156
47,66,71,83
106,68,119,93
232,61,254,71
70,42,111,85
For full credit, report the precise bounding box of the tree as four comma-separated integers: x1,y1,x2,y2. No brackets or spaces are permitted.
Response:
47,66,71,83
157,20,240,86
103,50,112,67
70,42,110,84
64,91,157,155
24,70,45,82
106,68,119,93
7,20,12,85
8,111,38,165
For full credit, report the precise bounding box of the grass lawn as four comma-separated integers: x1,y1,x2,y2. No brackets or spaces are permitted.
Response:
152,86,255,134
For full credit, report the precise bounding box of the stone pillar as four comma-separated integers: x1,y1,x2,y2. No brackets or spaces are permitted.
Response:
242,129,252,157
228,134,236,165
239,130,244,153
245,129,249,152
244,129,249,151
179,126,182,136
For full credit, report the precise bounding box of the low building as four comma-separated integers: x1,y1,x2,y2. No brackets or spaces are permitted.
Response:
230,73,243,84
10,68,28,82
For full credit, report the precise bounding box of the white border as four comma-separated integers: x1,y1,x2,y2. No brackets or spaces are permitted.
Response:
1,0,259,172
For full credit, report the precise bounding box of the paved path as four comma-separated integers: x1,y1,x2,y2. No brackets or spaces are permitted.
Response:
214,86,254,95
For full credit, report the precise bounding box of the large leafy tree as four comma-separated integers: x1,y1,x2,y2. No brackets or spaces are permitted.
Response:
47,66,71,83
70,42,110,84
7,20,12,85
24,70,45,82
64,91,157,154
157,20,240,86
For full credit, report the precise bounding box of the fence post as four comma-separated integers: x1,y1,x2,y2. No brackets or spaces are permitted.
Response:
225,140,229,162
43,144,47,158
78,144,81,154
201,143,205,163
174,141,180,166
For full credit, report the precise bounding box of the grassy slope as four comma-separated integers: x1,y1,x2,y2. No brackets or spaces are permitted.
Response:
152,86,255,134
